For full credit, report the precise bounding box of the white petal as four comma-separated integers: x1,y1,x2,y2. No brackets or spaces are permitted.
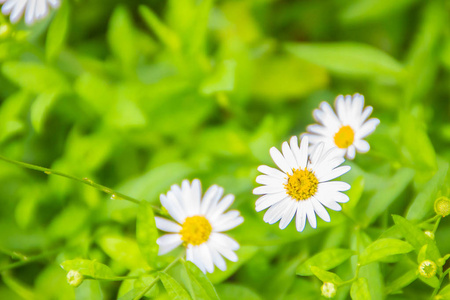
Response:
157,234,182,255
256,175,285,186
317,165,351,182
25,0,36,25
9,0,27,23
356,118,380,139
191,246,206,273
198,244,214,273
359,106,373,125
307,124,331,136
186,245,194,261
270,147,292,174
263,198,289,224
295,201,307,232
335,95,347,122
255,193,289,212
2,0,18,15
200,185,220,214
209,233,240,251
209,245,227,271
319,181,351,192
315,191,342,211
354,139,370,153
253,185,285,195
213,210,243,232
257,165,287,180
161,193,186,224
346,145,356,160
351,94,364,120
155,217,181,232
297,136,309,169
181,180,194,216
282,141,298,169
207,194,234,219
304,200,317,229
311,197,331,222
309,142,324,169
213,245,238,262
34,0,48,19
47,0,59,8
279,199,297,229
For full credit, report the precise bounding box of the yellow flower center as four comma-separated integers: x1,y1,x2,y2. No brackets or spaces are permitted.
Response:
418,260,437,278
284,168,319,201
334,125,354,149
180,216,212,246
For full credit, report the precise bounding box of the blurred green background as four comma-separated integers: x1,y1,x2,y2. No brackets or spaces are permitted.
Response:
0,0,449,299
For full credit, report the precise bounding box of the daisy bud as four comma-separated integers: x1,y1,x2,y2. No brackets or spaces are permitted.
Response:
67,270,84,287
424,231,434,239
418,260,437,278
321,282,337,298
434,196,450,217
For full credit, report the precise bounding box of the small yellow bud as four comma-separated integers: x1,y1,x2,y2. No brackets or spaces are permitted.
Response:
424,231,434,239
418,260,437,278
434,196,450,217
67,270,84,287
321,282,337,298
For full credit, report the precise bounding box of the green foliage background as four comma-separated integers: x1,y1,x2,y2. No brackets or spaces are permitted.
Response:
0,0,450,299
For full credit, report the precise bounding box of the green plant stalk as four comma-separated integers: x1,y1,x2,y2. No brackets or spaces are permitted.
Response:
430,267,450,299
133,257,181,300
432,216,442,235
0,155,163,214
0,249,60,272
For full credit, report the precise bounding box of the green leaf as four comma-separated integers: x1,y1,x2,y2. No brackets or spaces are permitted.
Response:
2,62,70,94
139,5,180,51
215,283,261,300
159,272,191,300
182,260,220,300
136,200,158,267
60,259,115,279
310,266,343,284
384,269,417,295
351,278,371,300
359,238,414,266
30,93,58,134
344,176,365,213
97,235,147,269
285,42,404,80
107,6,137,70
406,160,449,220
364,168,414,225
392,215,441,261
438,284,450,299
296,248,355,276
399,111,437,171
46,0,70,61
201,60,236,95
418,275,439,288
340,0,418,24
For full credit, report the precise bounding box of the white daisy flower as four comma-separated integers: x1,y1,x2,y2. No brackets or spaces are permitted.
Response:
156,179,244,273
304,93,380,160
253,136,351,232
1,0,60,25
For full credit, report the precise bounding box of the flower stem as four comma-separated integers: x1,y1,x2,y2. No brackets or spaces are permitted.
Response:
133,257,181,300
430,267,450,299
432,216,442,235
0,155,163,214
0,249,60,272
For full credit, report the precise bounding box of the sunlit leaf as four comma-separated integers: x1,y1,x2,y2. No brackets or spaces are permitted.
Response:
136,200,158,268
159,272,191,300
296,249,355,276
285,42,404,80
359,238,414,266
351,278,371,300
